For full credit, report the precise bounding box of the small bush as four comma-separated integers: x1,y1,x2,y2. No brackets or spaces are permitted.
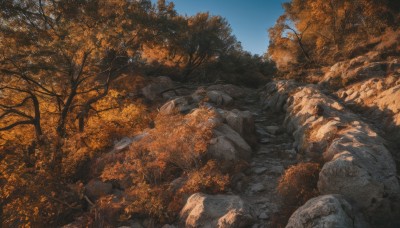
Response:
278,162,320,207
272,162,321,227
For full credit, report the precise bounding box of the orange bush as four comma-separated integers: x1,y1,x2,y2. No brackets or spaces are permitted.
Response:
277,162,321,207
99,107,231,223
272,162,321,227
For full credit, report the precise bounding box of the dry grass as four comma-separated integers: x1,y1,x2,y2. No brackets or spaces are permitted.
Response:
271,162,321,227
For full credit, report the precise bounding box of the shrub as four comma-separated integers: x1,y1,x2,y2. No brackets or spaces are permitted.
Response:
272,162,321,227
99,107,229,223
277,162,320,207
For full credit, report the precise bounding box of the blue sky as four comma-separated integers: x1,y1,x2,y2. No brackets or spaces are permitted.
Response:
152,0,288,55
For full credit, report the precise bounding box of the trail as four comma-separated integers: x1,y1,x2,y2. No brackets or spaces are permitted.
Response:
231,89,297,227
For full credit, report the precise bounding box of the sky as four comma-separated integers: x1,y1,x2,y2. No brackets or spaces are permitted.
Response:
153,0,288,56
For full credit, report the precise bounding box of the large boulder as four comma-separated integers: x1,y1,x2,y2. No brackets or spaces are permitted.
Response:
207,124,252,164
217,109,257,146
206,90,233,106
142,76,174,101
180,193,253,228
159,96,197,115
286,195,367,228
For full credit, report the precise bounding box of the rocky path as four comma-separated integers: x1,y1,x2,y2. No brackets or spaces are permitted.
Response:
232,90,297,227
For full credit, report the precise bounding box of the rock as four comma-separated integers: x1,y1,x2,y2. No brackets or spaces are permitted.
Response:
191,87,207,102
159,96,197,115
252,167,268,175
262,81,400,223
258,212,269,220
208,136,241,162
180,193,253,228
260,80,298,112
207,124,252,163
264,126,281,135
318,129,399,211
224,109,257,145
142,76,174,101
207,90,233,106
286,194,367,228
113,137,133,151
267,165,284,175
85,180,112,201
281,149,296,159
217,210,253,228
207,84,245,99
249,183,265,193
113,133,149,152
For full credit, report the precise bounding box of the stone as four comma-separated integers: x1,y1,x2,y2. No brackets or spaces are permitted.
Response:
142,76,174,101
113,137,133,151
252,167,268,175
191,87,207,102
113,133,149,152
264,126,281,135
85,180,112,201
249,183,265,193
258,212,269,220
207,84,245,99
262,81,400,223
159,96,197,115
180,193,253,228
224,109,257,145
286,194,366,228
208,124,252,163
206,90,233,106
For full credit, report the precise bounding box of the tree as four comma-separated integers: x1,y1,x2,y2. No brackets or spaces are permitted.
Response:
268,0,399,70
0,0,153,172
141,11,240,81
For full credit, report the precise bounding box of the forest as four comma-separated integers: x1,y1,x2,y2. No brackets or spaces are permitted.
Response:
1,0,399,227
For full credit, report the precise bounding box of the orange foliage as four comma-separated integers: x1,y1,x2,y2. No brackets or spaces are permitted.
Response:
0,91,150,226
272,162,321,227
277,162,320,207
99,107,230,223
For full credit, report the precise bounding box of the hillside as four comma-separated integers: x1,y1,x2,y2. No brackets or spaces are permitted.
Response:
1,0,400,228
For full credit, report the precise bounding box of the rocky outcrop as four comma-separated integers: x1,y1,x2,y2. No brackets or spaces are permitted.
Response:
336,74,400,134
207,124,252,165
261,81,400,226
142,76,175,101
286,194,367,228
179,193,253,228
319,46,400,88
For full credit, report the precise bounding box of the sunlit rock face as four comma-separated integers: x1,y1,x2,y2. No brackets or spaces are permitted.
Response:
179,193,253,228
336,75,400,138
286,194,368,228
261,81,400,225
